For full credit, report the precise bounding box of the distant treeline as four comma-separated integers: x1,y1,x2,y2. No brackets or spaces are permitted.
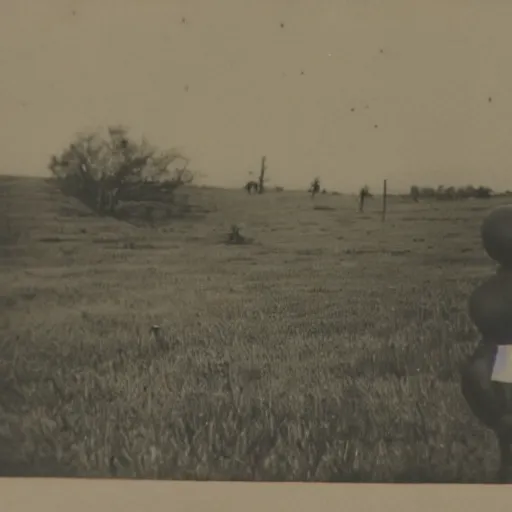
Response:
409,184,502,201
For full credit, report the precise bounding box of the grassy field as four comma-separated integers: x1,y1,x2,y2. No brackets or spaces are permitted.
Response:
0,174,508,482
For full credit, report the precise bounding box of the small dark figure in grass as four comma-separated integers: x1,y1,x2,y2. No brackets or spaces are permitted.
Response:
359,185,372,213
309,177,320,198
462,205,512,483
245,180,259,194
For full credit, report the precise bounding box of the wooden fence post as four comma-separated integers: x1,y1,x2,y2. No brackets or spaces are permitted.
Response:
382,179,387,222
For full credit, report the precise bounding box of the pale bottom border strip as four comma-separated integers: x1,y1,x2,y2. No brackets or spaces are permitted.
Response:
1,480,511,512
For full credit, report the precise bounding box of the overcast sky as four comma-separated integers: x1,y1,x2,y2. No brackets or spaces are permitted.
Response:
2,0,512,193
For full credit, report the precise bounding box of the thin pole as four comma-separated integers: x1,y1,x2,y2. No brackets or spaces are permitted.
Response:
382,179,387,221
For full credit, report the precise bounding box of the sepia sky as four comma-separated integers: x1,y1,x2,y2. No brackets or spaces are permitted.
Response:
2,0,512,193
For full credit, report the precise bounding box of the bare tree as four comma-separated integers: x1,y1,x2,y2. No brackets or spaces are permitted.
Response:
258,156,267,194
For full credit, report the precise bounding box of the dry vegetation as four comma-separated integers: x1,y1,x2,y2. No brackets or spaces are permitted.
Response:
0,174,507,482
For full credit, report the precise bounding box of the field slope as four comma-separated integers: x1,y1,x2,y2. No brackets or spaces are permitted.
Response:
0,175,506,481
